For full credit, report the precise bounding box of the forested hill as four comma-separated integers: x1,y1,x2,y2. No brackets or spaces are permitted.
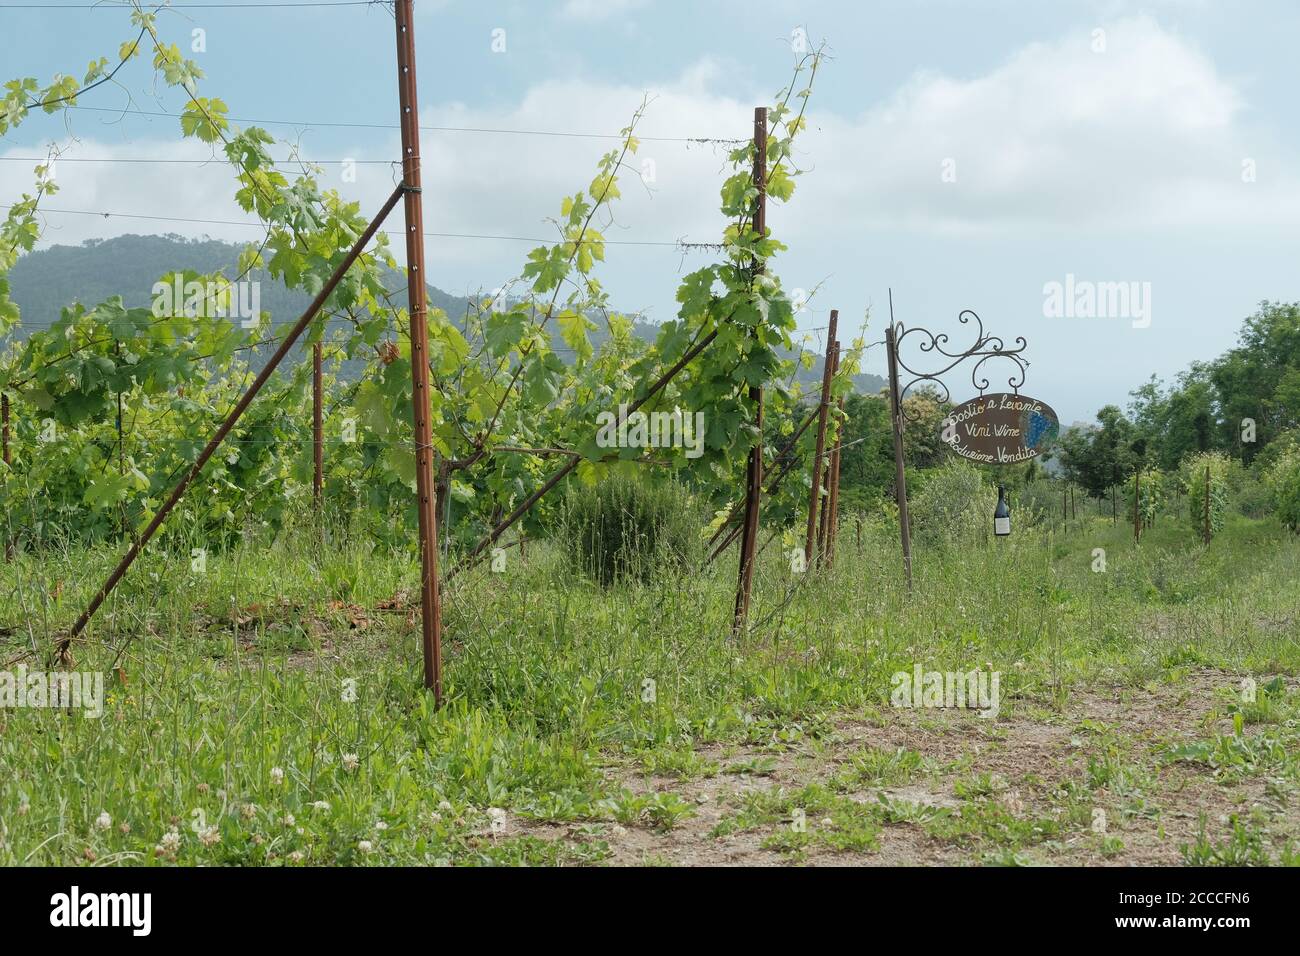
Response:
5,234,885,395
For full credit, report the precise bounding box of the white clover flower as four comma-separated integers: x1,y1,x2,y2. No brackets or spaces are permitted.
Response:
311,801,331,811
437,800,452,812
374,821,389,831
341,753,360,772
199,825,220,847
357,840,374,854
282,814,296,827
95,811,112,831
240,803,257,820
270,767,285,785
288,850,305,863
160,828,181,853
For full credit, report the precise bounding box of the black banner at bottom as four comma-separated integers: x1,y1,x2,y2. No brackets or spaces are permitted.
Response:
1,864,1287,942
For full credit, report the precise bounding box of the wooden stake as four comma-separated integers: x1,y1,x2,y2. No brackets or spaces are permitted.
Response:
885,300,913,591
825,346,845,568
804,310,838,564
816,341,839,564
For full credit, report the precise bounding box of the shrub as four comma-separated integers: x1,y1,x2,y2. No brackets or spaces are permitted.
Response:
1267,447,1300,532
909,460,992,545
1234,473,1273,519
559,473,701,585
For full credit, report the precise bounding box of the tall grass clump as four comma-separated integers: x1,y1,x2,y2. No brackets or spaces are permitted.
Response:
558,473,701,585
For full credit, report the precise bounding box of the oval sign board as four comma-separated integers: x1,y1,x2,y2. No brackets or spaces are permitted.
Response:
941,392,1059,464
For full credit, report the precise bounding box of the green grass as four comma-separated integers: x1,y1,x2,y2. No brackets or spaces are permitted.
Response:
2,506,1300,865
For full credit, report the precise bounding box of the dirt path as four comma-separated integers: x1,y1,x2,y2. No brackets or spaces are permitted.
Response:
516,669,1299,866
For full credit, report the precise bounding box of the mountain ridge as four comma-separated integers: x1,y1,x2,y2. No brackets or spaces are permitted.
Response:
4,234,886,395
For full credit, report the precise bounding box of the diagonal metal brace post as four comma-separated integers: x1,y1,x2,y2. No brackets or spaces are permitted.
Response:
58,184,408,656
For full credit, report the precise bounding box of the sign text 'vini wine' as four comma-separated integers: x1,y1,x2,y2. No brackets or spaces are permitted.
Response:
941,392,1059,464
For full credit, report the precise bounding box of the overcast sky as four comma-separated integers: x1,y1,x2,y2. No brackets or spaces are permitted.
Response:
3,0,1298,424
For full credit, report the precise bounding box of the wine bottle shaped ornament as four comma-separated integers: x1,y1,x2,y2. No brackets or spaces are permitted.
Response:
994,484,1011,537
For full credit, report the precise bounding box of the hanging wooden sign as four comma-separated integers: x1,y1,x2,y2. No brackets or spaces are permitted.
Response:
941,392,1059,464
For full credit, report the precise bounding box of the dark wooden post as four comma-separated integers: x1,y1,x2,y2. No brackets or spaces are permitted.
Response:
817,341,839,563
825,350,845,568
885,300,913,591
804,310,837,564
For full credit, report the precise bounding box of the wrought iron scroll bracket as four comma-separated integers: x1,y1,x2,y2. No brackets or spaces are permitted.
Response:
893,309,1030,422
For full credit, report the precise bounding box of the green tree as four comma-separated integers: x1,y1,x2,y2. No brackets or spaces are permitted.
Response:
1056,405,1137,499
1210,302,1300,461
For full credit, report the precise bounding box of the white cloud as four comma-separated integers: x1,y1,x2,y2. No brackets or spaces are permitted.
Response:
789,15,1298,238
6,15,1295,316
0,138,268,249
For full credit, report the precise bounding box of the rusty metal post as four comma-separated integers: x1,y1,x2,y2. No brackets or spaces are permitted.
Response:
709,403,818,553
62,185,407,650
733,105,767,631
885,297,913,591
312,341,323,504
804,310,837,564
395,0,443,702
